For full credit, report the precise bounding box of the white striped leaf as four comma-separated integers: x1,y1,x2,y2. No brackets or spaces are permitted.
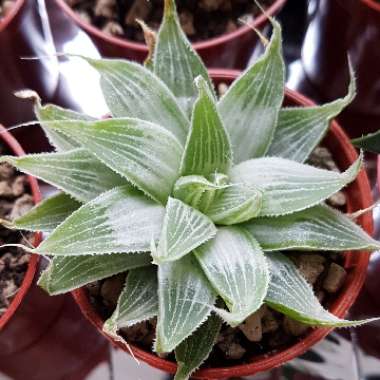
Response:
84,57,189,144
230,154,362,216
45,118,183,205
104,266,158,335
206,185,263,225
194,227,270,327
153,198,217,263
154,0,214,114
267,75,356,162
218,20,285,162
174,313,222,380
156,254,216,353
34,185,165,256
0,148,126,203
245,204,380,251
265,252,378,327
38,252,151,295
36,103,90,151
13,193,81,233
181,77,232,177
173,174,228,213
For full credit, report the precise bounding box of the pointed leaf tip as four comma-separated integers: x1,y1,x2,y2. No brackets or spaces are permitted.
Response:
266,252,379,328
218,19,284,162
195,227,269,327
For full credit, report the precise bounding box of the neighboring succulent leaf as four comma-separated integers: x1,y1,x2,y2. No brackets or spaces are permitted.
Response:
35,186,165,256
352,131,380,154
245,204,380,251
174,313,222,380
153,198,217,263
173,174,228,212
45,118,183,205
265,252,378,327
36,103,91,151
38,252,151,295
218,20,285,162
230,154,362,216
0,148,126,203
195,227,269,327
83,57,189,144
156,254,216,353
104,266,158,334
13,193,80,233
154,0,214,114
206,185,263,225
181,77,232,176
267,68,356,162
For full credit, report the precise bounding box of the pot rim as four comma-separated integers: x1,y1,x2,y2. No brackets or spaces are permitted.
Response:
0,0,25,32
72,68,373,378
54,0,286,53
361,0,380,12
0,125,42,330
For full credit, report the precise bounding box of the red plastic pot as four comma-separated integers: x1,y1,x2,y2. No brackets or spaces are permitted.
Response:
0,0,60,152
0,124,41,331
294,0,380,138
51,0,286,69
72,70,373,379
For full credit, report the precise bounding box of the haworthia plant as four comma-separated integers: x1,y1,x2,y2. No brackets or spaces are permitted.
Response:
2,3,378,379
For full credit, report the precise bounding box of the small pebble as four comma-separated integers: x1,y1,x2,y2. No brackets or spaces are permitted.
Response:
239,305,266,342
100,274,125,307
296,254,326,285
323,263,347,293
283,317,309,337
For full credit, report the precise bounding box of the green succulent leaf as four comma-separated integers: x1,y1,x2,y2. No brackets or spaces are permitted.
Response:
245,204,380,251
156,254,216,353
45,118,183,205
173,174,228,213
104,266,158,334
195,227,269,327
265,252,378,327
174,313,222,380
38,252,151,295
83,57,189,144
206,185,263,225
0,148,126,203
154,198,217,263
154,0,214,114
352,131,380,154
218,20,285,162
267,68,356,162
181,77,232,177
35,185,165,256
230,153,362,216
36,103,90,151
13,193,81,233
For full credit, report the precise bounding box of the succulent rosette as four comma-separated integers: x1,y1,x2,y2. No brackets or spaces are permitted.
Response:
1,1,379,379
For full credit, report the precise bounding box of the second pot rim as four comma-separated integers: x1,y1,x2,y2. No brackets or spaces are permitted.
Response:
0,0,25,32
71,69,373,378
0,124,42,330
54,0,286,52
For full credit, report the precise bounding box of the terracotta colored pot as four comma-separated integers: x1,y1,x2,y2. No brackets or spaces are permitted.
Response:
51,0,286,69
72,70,373,379
0,0,60,152
294,0,380,138
0,124,41,331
